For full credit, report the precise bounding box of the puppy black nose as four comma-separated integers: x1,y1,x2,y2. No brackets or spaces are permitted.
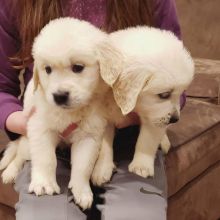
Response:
169,116,179,124
53,92,69,105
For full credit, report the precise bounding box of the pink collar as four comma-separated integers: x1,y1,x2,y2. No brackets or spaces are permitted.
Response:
59,122,78,139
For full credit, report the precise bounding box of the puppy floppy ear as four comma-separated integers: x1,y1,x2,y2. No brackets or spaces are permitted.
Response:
96,41,123,86
33,64,39,91
112,68,153,115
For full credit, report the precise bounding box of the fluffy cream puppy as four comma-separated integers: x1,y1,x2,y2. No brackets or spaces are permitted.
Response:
0,17,117,210
91,27,194,185
0,23,194,207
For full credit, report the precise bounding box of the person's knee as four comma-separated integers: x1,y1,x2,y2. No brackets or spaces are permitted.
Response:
102,195,167,220
16,194,62,220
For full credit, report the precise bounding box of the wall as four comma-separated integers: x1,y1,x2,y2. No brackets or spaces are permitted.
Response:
176,0,220,60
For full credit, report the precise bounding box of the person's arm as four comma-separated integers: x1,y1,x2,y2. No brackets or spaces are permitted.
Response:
0,0,25,140
154,0,181,39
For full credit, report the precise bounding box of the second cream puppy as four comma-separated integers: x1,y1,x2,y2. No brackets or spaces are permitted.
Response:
92,27,194,186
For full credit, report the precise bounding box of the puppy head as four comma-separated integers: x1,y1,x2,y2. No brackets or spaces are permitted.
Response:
136,71,188,127
32,17,108,110
105,27,194,126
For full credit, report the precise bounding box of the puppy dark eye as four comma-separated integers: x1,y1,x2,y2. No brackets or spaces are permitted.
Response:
45,66,52,74
72,64,84,73
158,92,171,99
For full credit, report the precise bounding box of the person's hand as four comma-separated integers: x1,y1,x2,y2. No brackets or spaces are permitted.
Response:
5,107,36,136
115,112,140,129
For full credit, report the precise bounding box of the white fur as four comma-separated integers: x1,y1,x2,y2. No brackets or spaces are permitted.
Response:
0,18,111,210
91,124,115,186
1,24,194,206
92,27,194,184
160,134,171,154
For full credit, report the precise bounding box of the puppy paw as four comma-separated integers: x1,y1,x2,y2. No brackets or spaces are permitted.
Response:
91,160,115,186
1,163,19,184
68,181,93,210
29,176,60,196
128,154,154,178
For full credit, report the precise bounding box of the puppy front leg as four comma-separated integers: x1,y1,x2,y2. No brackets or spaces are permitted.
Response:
91,124,115,186
1,137,30,184
68,136,100,210
29,130,60,196
160,134,171,154
129,124,165,178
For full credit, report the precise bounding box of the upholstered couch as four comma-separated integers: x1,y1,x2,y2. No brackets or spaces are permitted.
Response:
0,0,220,219
166,1,220,218
167,58,220,220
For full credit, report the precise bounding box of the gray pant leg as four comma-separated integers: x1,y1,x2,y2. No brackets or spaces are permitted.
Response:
100,151,167,220
14,160,86,220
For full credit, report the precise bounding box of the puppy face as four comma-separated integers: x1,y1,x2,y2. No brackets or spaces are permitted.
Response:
35,51,100,109
102,27,194,127
32,18,107,110
136,73,186,127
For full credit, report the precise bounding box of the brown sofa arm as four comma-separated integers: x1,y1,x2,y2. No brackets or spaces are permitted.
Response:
186,58,220,104
194,58,220,75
